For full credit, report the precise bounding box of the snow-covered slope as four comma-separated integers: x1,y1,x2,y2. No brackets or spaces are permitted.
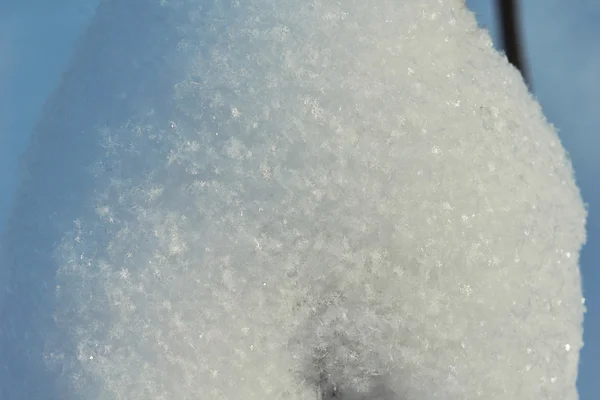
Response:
0,0,586,399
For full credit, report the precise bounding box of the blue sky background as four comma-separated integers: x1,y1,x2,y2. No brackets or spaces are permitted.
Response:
0,0,99,229
0,0,598,398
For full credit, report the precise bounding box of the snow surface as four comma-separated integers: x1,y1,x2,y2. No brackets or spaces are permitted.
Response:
0,0,587,399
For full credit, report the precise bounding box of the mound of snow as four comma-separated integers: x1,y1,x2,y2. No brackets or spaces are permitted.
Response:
1,0,586,399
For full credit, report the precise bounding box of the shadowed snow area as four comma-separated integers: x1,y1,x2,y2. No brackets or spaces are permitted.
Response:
0,0,587,399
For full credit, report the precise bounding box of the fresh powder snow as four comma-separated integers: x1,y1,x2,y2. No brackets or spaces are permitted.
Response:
0,0,586,399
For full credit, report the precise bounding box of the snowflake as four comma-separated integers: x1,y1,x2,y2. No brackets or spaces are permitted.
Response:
118,268,131,281
261,166,272,180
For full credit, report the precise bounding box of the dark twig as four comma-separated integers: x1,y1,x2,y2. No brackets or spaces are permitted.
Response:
497,0,530,86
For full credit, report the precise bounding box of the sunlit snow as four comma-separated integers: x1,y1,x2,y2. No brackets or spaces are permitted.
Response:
0,0,586,399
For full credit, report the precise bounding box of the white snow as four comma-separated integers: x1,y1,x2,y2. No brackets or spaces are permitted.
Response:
0,0,587,399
